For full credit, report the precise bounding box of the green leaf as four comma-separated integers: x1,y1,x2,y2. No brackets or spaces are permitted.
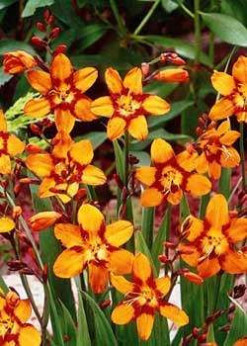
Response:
0,67,11,88
201,12,247,47
219,168,231,198
130,151,151,166
141,207,154,249
59,300,77,346
144,81,178,98
77,131,107,149
76,24,108,51
81,290,117,346
0,0,17,10
113,140,125,182
76,284,91,346
0,40,35,55
221,0,247,26
135,231,157,276
0,276,8,293
224,298,247,345
148,100,194,129
162,0,178,12
144,35,211,66
22,0,54,17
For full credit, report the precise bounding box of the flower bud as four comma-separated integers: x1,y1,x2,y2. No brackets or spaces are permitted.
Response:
154,68,189,83
31,36,46,48
182,271,203,285
3,51,36,74
158,255,169,264
50,27,61,39
141,62,150,76
12,206,22,219
26,143,43,154
54,44,67,55
28,211,62,232
36,22,46,32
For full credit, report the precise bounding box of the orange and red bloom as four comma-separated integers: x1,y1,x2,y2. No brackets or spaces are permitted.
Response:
53,204,134,293
0,110,25,174
136,138,211,206
111,253,188,340
179,194,247,278
209,55,247,122
154,68,189,83
91,67,170,141
26,132,106,203
24,53,98,133
195,120,240,179
3,50,37,74
0,289,41,345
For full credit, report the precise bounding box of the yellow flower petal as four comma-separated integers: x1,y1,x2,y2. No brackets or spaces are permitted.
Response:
211,71,236,96
0,216,15,233
232,55,247,83
54,223,83,247
220,147,240,168
110,274,134,294
26,154,54,177
0,109,7,132
69,139,93,165
39,177,56,198
136,313,154,341
81,165,106,185
196,153,208,174
167,189,183,205
88,263,108,294
135,166,157,186
73,67,98,92
217,120,230,135
123,67,142,94
183,215,204,242
107,117,126,140
151,138,174,164
186,174,211,196
160,304,189,327
209,97,235,120
140,188,163,207
54,108,75,134
18,325,41,346
51,53,73,81
208,161,221,180
155,277,171,296
128,115,148,140
53,248,84,278
205,194,229,229
29,211,61,232
77,204,104,235
27,70,52,94
133,253,152,283
111,303,135,325
90,96,114,117
24,98,51,118
0,154,11,174
109,249,134,275
142,95,170,115
198,257,221,278
105,68,123,94
7,134,25,156
14,299,31,323
105,220,133,246
226,218,247,243
220,250,247,274
220,130,240,146
74,97,97,121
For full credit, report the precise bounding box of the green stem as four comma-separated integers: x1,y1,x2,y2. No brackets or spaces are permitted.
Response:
124,132,129,186
134,0,161,35
194,0,201,64
178,1,195,19
109,0,125,34
240,122,246,191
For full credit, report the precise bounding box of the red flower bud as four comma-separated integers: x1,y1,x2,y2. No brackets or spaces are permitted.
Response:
158,255,169,264
36,22,46,32
31,36,46,48
54,44,67,55
50,27,60,39
26,143,43,154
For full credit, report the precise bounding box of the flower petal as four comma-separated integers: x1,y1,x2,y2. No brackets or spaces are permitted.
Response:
73,67,98,92
155,276,171,296
176,150,197,172
183,215,204,242
140,188,163,207
217,120,230,135
105,68,123,94
105,220,133,246
186,174,211,196
232,55,247,83
208,161,221,180
220,130,240,146
196,153,208,174
133,253,152,283
205,194,229,229
198,257,221,278
220,250,247,274
39,177,56,198
111,303,135,325
27,70,52,94
142,95,170,115
0,216,15,233
7,134,25,156
54,223,83,248
51,53,73,81
110,274,134,294
26,154,54,177
123,67,142,94
0,154,11,174
160,304,189,327
0,109,7,131
151,138,174,164
74,97,97,121
220,148,240,168
136,313,154,341
135,167,157,186
167,188,183,205
211,71,236,96
128,115,148,140
69,139,93,165
90,96,114,117
24,98,50,118
88,263,108,294
209,97,235,120
77,204,104,235
107,117,126,141
53,247,84,278
81,165,106,185
180,245,200,267
226,218,247,243
18,325,41,346
14,299,31,323
109,249,134,275
54,108,75,133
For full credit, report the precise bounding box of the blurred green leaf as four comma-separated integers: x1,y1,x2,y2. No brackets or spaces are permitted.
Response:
76,285,91,346
0,67,11,88
0,40,35,55
141,207,154,249
224,298,247,345
201,12,247,47
0,276,8,293
221,0,247,26
144,81,178,98
130,150,151,166
77,131,107,149
0,0,17,10
76,24,108,52
22,0,54,17
59,300,77,346
162,0,178,12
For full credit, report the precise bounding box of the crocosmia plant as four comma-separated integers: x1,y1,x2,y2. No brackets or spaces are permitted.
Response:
0,3,246,346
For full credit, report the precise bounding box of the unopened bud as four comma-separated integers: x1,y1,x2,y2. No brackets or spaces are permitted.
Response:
26,143,43,154
19,177,40,185
141,62,150,76
28,211,62,232
154,68,189,83
30,123,42,135
163,241,177,249
54,44,67,55
100,299,111,309
75,188,87,201
182,271,203,285
12,206,22,219
36,22,46,32
31,36,46,48
158,255,169,264
50,27,60,39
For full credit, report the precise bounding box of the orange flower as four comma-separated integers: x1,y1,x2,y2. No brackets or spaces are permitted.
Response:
209,55,247,122
196,120,240,179
111,253,188,341
154,68,189,83
234,338,247,346
24,53,98,133
0,110,25,174
28,211,61,232
136,138,211,207
179,194,247,278
26,132,106,203
3,50,37,74
53,204,134,293
91,67,170,140
0,289,41,345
